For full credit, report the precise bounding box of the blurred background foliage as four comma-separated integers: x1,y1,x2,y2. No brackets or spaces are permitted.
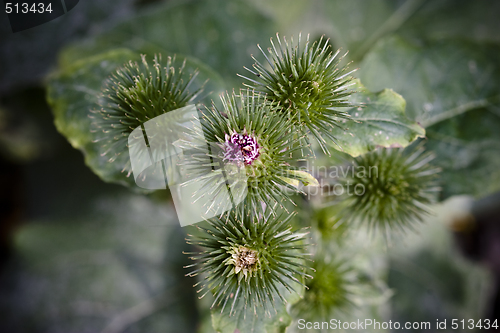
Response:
1,0,500,332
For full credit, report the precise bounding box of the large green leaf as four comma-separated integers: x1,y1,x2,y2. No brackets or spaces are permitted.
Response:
2,193,197,333
47,47,224,188
48,48,140,150
47,48,140,188
426,108,500,199
358,36,500,199
56,0,275,89
398,0,500,45
321,0,500,61
251,0,410,61
357,36,500,126
252,0,500,63
331,81,425,157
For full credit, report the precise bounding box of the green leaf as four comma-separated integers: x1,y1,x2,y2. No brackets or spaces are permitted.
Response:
252,0,402,61
331,80,425,157
286,170,319,187
277,176,300,188
319,0,425,61
426,108,500,199
47,48,141,188
57,0,275,89
358,36,500,198
47,47,224,188
5,193,198,333
48,48,140,150
254,0,500,63
319,0,500,61
398,0,500,45
357,36,500,127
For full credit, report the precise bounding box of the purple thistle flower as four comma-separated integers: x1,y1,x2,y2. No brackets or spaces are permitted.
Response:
223,131,260,166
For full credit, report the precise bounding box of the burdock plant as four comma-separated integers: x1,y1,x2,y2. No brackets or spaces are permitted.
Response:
292,255,358,320
91,54,204,172
61,30,442,327
184,208,311,315
338,145,441,236
239,33,358,154
179,90,313,216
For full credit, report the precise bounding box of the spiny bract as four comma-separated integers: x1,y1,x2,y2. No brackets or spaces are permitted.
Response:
91,54,203,173
184,208,311,315
339,145,441,236
239,33,357,154
179,90,309,216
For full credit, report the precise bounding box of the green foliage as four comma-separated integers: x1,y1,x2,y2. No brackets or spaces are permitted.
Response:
426,108,500,199
5,193,198,333
358,36,500,199
358,36,500,126
57,0,276,89
185,208,310,315
48,48,140,151
330,80,425,157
